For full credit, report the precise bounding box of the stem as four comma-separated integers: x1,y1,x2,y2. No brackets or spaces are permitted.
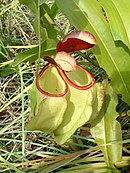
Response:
78,51,99,67
19,65,25,159
36,0,41,76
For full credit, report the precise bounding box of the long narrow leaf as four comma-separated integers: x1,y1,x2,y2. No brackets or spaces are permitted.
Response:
56,0,130,104
90,85,122,169
12,39,57,66
99,0,130,49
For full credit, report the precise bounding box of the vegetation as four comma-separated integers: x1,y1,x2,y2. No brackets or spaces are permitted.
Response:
0,0,130,172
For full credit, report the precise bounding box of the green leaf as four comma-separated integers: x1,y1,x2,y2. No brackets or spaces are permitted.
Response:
50,2,59,19
55,51,76,72
40,3,59,40
100,0,130,49
33,22,48,41
19,0,58,41
90,85,122,168
56,0,130,104
38,0,46,6
19,0,38,15
19,0,47,40
0,65,16,77
12,39,57,66
41,3,54,23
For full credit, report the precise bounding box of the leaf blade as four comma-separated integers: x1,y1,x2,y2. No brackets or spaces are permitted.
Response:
90,85,122,168
100,0,130,49
12,39,57,66
56,0,130,104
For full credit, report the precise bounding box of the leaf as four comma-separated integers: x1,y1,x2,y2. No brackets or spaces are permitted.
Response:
55,51,76,71
38,0,46,6
19,0,38,15
50,2,59,19
100,0,130,49
33,22,48,41
41,3,54,23
19,0,57,41
0,65,16,77
90,85,122,168
56,0,130,104
56,30,96,53
12,39,57,66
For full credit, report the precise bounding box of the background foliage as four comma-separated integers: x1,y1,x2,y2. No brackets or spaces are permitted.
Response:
0,0,130,172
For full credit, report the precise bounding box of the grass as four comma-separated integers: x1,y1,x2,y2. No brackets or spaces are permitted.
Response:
0,0,130,172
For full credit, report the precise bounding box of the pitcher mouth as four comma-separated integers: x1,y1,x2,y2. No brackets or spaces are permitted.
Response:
58,64,95,90
36,63,95,97
36,63,68,97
